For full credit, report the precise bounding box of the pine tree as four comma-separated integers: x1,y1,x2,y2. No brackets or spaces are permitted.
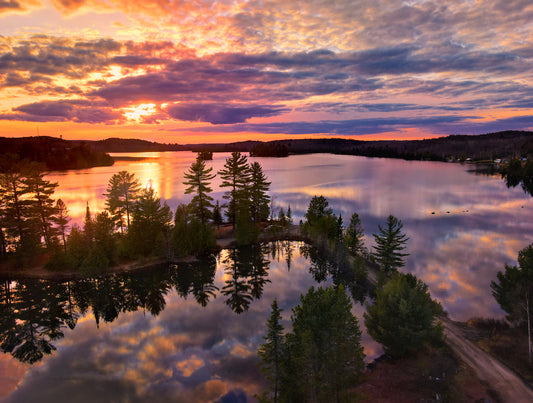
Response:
183,157,215,226
25,165,58,248
54,199,70,253
128,188,172,257
103,171,141,231
372,215,409,278
0,165,36,253
258,299,284,403
249,162,271,224
364,273,443,358
218,152,251,229
286,205,292,224
212,200,223,228
344,212,366,256
282,286,365,402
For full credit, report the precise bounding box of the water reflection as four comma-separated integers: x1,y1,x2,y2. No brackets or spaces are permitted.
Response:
0,242,376,402
45,153,533,319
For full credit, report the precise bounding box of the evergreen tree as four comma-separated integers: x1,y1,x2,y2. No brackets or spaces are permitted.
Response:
128,188,172,257
54,199,70,253
305,195,333,224
83,202,94,247
279,286,365,402
258,299,284,403
212,200,223,228
171,203,216,257
0,165,38,255
344,212,366,256
286,205,292,224
364,273,443,358
218,152,251,229
303,196,338,240
25,165,58,249
103,171,141,231
372,215,409,278
183,157,215,226
249,162,271,224
235,198,258,245
491,243,533,362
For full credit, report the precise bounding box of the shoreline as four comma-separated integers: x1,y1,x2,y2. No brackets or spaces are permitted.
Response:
0,224,305,281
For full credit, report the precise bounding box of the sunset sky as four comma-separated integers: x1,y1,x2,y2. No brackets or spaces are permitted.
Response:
1,0,533,143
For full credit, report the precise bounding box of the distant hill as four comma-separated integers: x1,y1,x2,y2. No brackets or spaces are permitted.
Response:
2,131,532,171
185,130,533,161
0,136,114,171
86,138,185,153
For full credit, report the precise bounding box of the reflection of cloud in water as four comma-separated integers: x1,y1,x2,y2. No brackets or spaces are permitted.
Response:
14,152,531,399
4,244,377,402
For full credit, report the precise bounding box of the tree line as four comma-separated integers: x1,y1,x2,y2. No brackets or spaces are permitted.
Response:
0,151,273,271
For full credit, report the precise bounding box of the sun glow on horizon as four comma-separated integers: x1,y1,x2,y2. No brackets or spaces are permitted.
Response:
123,103,157,121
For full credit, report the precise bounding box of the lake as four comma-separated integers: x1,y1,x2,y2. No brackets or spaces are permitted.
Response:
1,152,532,401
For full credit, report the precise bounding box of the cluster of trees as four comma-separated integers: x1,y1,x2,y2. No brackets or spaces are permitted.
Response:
258,287,365,403
0,137,114,171
302,195,410,283
1,151,273,271
174,151,271,255
502,158,533,197
0,161,71,263
46,170,172,271
259,196,444,401
250,143,289,158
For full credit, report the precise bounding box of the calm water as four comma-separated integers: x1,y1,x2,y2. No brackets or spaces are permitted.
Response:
49,151,533,320
1,152,532,401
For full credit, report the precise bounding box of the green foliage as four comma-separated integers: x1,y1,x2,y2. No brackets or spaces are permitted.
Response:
502,158,533,197
24,165,59,249
64,225,86,268
128,188,172,258
344,212,366,256
302,195,340,241
218,152,251,228
364,273,443,358
212,200,223,227
305,195,333,224
171,203,216,257
183,157,215,226
259,286,365,403
103,170,141,231
258,299,284,403
54,199,70,253
372,215,409,280
235,200,258,246
491,243,533,325
0,162,38,254
249,162,271,224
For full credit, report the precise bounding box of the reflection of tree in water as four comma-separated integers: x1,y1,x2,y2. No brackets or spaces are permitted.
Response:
172,254,219,307
221,245,271,314
301,244,371,305
0,263,177,364
0,279,77,364
501,159,533,197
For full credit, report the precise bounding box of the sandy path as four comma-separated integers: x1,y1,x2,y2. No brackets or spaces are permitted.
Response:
443,318,533,402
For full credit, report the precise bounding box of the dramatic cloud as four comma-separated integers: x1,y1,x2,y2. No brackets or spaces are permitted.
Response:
179,115,479,136
166,103,289,124
0,99,123,123
0,0,532,139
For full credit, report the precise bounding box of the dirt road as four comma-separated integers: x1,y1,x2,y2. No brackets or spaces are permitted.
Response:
443,318,533,402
